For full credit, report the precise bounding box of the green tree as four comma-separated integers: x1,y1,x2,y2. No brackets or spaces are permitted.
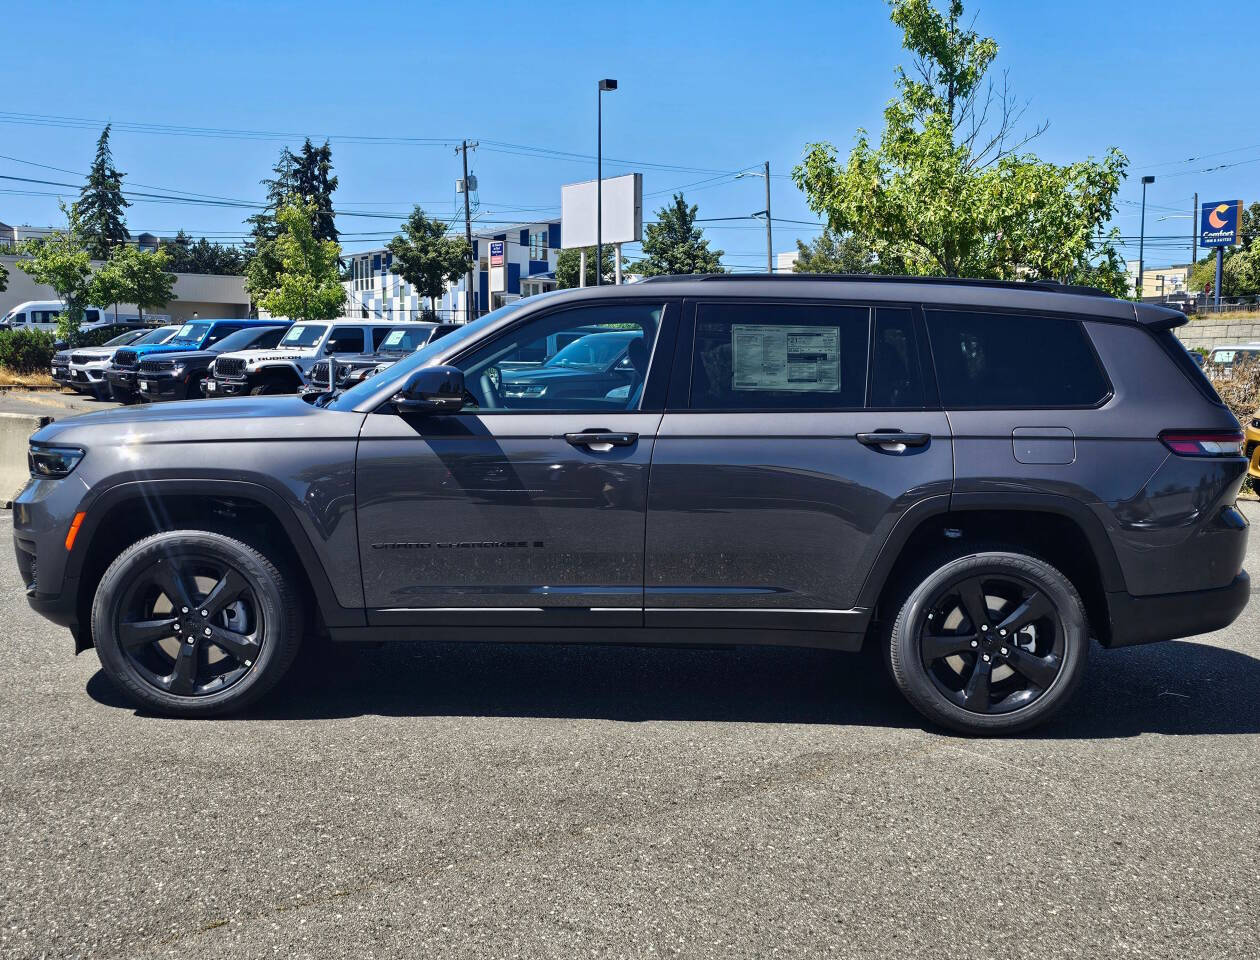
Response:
87,256,129,324
792,229,876,274
629,193,725,276
793,0,1126,292
16,204,93,337
78,125,131,259
385,206,470,314
102,245,177,322
556,246,617,287
160,231,246,275
0,258,7,293
247,199,346,322
245,141,339,295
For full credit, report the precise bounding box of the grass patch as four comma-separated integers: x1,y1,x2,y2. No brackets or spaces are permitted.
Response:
0,367,56,387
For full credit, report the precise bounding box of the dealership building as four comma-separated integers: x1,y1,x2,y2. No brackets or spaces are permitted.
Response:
341,220,563,322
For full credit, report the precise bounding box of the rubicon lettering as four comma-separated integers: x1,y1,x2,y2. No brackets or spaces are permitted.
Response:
371,540,545,550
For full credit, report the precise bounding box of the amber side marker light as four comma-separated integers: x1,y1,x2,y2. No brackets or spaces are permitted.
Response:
65,512,86,551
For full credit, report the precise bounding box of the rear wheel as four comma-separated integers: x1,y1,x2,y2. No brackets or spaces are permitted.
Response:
887,551,1089,735
91,531,302,717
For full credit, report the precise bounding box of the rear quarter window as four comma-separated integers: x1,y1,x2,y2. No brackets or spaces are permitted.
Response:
925,309,1109,408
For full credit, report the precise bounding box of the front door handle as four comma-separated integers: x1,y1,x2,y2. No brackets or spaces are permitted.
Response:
856,430,931,451
565,431,639,450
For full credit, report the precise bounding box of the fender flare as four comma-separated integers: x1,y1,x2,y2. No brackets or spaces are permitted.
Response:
69,477,365,629
854,491,1127,610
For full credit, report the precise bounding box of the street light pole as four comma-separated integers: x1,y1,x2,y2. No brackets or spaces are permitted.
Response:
597,79,617,286
1137,175,1154,300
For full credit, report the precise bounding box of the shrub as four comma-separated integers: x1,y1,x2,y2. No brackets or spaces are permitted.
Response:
1206,357,1259,496
0,328,58,374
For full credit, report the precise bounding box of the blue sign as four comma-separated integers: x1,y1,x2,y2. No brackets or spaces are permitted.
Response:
1200,200,1242,247
489,240,505,265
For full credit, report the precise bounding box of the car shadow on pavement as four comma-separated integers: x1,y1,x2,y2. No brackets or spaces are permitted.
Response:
85,637,1260,736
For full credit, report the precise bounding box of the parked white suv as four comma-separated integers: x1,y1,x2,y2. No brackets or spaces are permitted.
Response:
206,320,413,395
55,326,179,398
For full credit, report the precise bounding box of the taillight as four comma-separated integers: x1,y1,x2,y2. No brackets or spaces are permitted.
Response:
1159,431,1244,457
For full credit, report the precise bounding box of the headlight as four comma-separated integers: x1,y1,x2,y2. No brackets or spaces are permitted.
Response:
29,445,85,478
503,384,547,398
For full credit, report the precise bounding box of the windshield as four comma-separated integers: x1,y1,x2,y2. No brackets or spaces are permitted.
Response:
105,330,142,346
281,324,327,348
1211,349,1259,365
135,326,177,345
171,322,211,345
212,326,285,353
378,327,430,352
544,331,638,370
326,298,540,411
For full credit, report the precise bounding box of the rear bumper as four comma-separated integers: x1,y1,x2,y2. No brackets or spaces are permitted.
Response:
1106,570,1250,647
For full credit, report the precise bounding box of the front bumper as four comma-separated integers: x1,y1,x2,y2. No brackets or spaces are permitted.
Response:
205,376,250,396
106,369,139,397
137,372,192,401
13,476,90,648
1106,570,1251,647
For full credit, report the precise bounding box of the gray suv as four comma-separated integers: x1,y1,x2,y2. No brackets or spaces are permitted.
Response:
13,277,1250,734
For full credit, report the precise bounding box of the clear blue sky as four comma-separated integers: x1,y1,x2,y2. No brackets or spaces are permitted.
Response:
3,0,1257,270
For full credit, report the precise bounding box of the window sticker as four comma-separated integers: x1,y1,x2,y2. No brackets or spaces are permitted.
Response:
731,324,841,392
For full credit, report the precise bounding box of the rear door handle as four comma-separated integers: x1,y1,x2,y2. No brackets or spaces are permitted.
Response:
565,431,639,449
856,431,931,450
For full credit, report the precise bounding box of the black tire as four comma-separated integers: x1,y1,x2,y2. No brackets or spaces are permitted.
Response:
91,531,302,717
887,551,1088,735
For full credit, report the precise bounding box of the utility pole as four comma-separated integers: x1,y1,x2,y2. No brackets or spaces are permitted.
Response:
763,160,773,274
1191,192,1198,300
1137,175,1155,300
457,140,478,323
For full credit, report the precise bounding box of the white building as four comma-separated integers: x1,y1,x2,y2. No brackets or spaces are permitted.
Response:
340,220,562,322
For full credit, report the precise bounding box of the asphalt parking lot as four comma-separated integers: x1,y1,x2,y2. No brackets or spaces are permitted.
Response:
1,505,1258,960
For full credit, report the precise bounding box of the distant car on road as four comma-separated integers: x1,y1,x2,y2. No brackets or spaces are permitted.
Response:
1206,343,1260,377
137,325,290,402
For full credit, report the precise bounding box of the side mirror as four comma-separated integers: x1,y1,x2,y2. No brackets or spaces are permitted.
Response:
392,365,465,414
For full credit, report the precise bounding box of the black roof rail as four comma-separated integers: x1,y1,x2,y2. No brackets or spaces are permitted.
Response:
636,273,1114,298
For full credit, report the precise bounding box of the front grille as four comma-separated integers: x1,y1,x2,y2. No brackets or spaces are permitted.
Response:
70,353,95,365
215,357,247,380
308,361,330,388
139,358,174,374
52,359,69,372
14,539,37,592
114,349,139,369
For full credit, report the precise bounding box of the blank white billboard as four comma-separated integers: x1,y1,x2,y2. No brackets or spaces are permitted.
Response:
561,173,642,248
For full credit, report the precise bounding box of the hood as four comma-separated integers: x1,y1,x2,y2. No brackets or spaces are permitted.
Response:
222,347,315,363
30,395,366,447
131,341,202,357
72,346,124,362
140,348,216,364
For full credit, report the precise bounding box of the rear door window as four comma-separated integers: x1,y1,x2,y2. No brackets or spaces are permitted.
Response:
869,307,926,408
689,302,869,410
925,309,1109,408
327,327,365,353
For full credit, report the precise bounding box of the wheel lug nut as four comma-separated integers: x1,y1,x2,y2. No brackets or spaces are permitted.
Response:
999,628,1007,636
173,623,180,632
970,640,978,647
181,607,188,614
982,654,991,662
1001,647,1009,655
200,609,208,617
981,624,988,631
203,627,211,636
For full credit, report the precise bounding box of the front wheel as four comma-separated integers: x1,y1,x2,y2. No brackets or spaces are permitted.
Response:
91,531,303,717
887,551,1089,735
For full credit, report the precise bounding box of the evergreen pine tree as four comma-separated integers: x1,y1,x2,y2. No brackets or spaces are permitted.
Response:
78,125,130,260
629,193,725,276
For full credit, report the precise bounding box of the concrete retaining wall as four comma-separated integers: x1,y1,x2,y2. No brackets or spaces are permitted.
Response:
0,412,53,506
1176,317,1260,351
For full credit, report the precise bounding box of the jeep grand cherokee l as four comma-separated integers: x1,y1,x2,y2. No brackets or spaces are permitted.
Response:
14,276,1250,734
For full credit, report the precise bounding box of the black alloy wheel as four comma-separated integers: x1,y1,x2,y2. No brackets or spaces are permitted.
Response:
92,531,302,716
887,551,1088,735
116,555,262,697
918,573,1065,715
